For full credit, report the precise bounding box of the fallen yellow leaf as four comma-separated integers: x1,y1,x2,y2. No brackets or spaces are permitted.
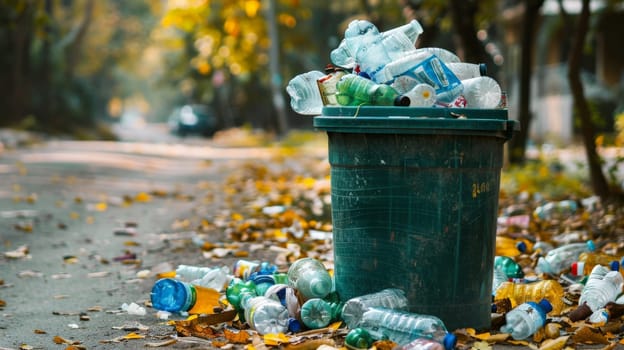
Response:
264,333,290,346
134,192,152,202
122,332,145,339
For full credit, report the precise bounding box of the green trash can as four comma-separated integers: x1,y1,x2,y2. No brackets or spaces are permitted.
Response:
314,106,517,331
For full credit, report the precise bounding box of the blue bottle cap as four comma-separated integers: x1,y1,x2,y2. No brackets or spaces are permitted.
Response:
288,317,302,333
251,274,275,286
610,260,620,272
516,241,527,253
538,299,553,314
150,278,193,313
443,333,457,350
587,240,596,252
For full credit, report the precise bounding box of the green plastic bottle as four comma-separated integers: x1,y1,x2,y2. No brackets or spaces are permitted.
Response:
336,74,409,106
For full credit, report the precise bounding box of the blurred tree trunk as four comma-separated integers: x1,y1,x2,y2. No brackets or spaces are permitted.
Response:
38,0,53,122
447,0,492,64
508,0,544,164
64,0,94,81
266,0,288,136
7,3,35,125
566,0,615,201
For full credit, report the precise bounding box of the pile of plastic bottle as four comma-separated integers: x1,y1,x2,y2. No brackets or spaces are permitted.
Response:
286,19,505,115
150,257,458,349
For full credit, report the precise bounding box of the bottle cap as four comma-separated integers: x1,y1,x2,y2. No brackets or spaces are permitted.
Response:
288,317,302,332
568,302,592,322
587,240,596,252
537,298,553,314
306,277,332,299
443,333,458,350
610,260,620,272
394,95,410,106
478,63,487,76
150,278,193,313
571,261,585,276
516,241,527,253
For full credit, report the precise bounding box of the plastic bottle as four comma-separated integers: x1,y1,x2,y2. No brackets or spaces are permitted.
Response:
535,240,595,275
286,70,325,115
242,296,290,335
330,19,423,69
341,288,409,328
577,266,623,316
402,83,436,107
459,76,501,109
299,298,342,329
287,257,333,300
494,280,564,315
250,274,275,297
533,200,578,221
174,265,231,291
588,301,624,324
571,252,623,277
500,299,552,340
225,278,257,310
355,31,416,81
355,308,457,349
492,266,509,295
445,63,487,81
495,236,530,257
317,65,347,106
413,47,460,64
496,214,531,229
335,74,410,107
345,328,374,350
494,256,524,279
150,278,221,314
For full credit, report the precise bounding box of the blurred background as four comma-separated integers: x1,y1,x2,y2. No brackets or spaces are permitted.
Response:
1,0,623,164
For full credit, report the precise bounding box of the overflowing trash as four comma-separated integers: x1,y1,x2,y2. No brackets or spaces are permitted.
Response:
287,19,505,115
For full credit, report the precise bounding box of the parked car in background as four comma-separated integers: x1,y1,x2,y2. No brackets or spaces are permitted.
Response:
168,104,219,137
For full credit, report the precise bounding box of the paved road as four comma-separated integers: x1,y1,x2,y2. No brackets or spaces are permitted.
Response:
0,135,280,349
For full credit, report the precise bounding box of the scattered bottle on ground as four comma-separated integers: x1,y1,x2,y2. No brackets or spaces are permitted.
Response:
355,308,457,349
341,288,409,328
174,264,231,291
494,255,524,279
345,328,374,349
335,74,410,106
494,279,564,315
568,265,624,322
535,240,595,275
570,252,623,277
400,337,447,350
495,236,530,257
299,298,342,329
242,296,290,335
150,278,221,315
500,299,552,340
287,257,333,300
533,199,578,221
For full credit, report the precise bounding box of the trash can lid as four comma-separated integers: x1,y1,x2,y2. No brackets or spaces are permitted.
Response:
314,106,518,139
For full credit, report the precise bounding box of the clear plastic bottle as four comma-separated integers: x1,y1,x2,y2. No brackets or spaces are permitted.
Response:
445,63,487,81
459,76,501,109
571,252,622,277
500,299,552,340
287,257,333,300
494,256,524,279
175,265,231,291
403,83,436,107
492,266,509,295
341,288,409,328
242,296,290,335
335,74,410,107
150,278,221,314
579,267,623,312
356,308,457,350
494,280,564,315
299,298,342,329
495,236,530,257
536,240,595,275
533,200,578,221
330,19,423,69
413,47,460,64
355,31,416,81
286,70,325,115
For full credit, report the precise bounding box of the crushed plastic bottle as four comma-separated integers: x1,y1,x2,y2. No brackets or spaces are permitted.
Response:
175,265,231,291
400,337,446,350
287,257,333,300
355,308,457,349
569,265,624,322
402,83,436,107
341,288,409,329
286,70,325,115
535,240,595,275
150,278,221,315
571,252,623,277
500,299,552,340
242,296,290,335
494,280,564,315
459,76,501,109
